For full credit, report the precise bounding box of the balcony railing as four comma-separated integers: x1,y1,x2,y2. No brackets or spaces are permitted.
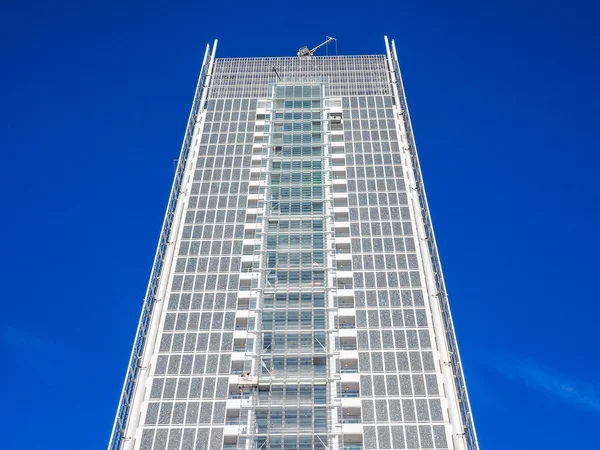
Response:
341,416,362,424
228,392,251,399
338,344,357,350
338,302,355,308
340,390,360,398
335,248,351,254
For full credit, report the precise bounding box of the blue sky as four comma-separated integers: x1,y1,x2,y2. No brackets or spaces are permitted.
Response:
1,0,599,448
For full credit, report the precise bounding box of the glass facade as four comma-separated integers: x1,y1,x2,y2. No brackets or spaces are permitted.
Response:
239,83,331,450
109,38,478,450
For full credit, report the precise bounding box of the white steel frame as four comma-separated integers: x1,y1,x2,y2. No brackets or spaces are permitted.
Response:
108,40,219,450
384,36,479,450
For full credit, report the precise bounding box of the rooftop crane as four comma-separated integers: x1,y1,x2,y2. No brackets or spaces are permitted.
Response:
297,36,336,58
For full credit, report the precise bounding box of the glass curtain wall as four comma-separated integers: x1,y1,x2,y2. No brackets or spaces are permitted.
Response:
254,83,330,450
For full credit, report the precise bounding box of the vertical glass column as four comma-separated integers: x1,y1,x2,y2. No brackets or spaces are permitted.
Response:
253,84,330,450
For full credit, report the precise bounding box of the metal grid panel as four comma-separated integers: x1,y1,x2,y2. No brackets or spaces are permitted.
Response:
210,56,391,98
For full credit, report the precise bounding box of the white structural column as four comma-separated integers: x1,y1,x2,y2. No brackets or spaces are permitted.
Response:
384,35,479,450
108,40,219,450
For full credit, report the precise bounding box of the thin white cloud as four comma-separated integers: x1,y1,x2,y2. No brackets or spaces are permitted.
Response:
491,355,600,413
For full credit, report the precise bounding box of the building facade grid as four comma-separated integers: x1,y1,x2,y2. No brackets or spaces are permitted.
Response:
108,38,478,450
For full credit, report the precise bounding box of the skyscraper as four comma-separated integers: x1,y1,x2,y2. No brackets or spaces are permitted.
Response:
109,37,478,450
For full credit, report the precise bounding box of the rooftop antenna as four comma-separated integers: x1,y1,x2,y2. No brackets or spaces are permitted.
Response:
297,36,336,58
